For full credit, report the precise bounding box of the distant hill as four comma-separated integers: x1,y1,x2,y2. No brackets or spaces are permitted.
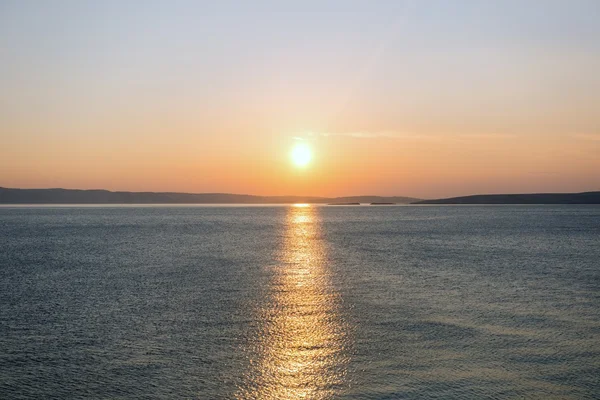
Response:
0,187,419,204
414,191,600,204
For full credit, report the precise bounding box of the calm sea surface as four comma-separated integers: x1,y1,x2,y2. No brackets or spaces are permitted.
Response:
1,205,599,399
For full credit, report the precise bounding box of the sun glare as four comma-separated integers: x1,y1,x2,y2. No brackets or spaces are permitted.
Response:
291,143,312,167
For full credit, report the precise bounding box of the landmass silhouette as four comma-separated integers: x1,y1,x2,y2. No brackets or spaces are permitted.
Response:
414,192,600,204
0,187,418,204
1,187,599,204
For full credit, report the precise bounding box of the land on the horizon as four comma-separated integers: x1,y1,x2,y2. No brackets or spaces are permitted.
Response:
0,187,419,204
415,191,600,204
1,187,599,205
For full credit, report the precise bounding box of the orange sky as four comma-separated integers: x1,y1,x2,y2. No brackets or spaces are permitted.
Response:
1,2,599,199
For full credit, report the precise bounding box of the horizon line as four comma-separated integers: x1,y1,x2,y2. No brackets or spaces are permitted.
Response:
2,186,600,200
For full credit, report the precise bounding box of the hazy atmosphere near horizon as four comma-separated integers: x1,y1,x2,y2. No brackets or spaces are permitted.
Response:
1,1,599,198
1,2,600,400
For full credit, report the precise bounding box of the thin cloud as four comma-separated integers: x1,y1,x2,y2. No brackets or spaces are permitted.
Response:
312,131,516,141
317,131,436,141
457,133,516,139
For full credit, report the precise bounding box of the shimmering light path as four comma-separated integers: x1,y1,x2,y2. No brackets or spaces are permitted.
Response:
2,205,599,398
238,205,348,399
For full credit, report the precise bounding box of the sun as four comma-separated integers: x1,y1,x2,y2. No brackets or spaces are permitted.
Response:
291,143,312,167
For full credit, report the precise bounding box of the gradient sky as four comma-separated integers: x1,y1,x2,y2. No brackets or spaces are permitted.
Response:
1,0,599,198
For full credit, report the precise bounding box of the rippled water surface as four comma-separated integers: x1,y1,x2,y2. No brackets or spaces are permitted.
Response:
1,205,599,399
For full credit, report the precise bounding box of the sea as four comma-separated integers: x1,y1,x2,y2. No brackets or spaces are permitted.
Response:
0,205,599,399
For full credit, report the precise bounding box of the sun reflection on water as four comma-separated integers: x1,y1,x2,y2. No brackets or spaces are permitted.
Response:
238,205,348,399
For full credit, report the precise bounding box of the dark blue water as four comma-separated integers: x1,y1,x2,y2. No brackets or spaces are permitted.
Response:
1,205,599,399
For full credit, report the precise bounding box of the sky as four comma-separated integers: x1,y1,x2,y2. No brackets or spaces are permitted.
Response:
1,0,599,198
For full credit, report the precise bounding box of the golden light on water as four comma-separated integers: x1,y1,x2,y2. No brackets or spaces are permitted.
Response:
239,205,348,399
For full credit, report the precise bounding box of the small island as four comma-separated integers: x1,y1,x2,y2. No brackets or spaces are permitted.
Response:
328,202,361,206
